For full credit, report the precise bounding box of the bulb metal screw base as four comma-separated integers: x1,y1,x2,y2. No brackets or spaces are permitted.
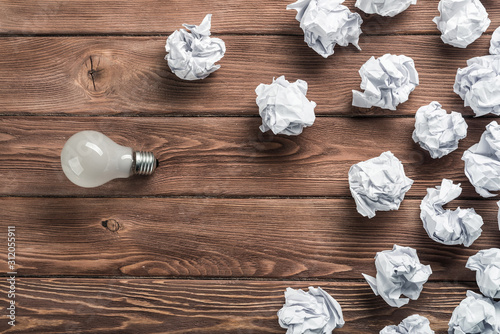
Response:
133,151,157,175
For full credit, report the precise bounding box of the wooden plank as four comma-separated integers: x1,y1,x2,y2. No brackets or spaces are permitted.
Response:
0,278,479,333
0,35,492,116
1,197,499,279
0,0,499,35
2,117,500,198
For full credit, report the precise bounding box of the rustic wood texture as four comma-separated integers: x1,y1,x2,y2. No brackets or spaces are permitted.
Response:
0,0,499,35
0,279,480,334
1,116,500,198
2,0,500,333
0,35,494,116
1,197,499,279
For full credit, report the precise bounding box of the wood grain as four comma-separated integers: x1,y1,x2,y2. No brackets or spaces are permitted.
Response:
0,35,493,116
2,1,500,332
0,278,479,333
0,0,499,35
1,197,499,279
2,116,500,198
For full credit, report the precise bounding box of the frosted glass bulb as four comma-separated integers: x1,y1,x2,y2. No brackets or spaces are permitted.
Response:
61,130,157,188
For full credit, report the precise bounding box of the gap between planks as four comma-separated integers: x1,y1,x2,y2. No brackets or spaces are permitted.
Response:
0,275,478,283
0,195,497,201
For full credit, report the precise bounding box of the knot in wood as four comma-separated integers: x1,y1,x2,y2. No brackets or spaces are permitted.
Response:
101,219,120,232
78,54,115,96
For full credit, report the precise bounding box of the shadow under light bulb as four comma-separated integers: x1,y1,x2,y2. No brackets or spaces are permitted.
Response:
61,130,157,188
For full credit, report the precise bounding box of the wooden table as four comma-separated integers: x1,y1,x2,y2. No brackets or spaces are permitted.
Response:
1,1,499,333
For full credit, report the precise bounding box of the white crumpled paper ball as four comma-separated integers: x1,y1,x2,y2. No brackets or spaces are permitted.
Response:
433,0,490,48
352,54,419,110
448,291,500,333
287,0,363,58
490,26,500,55
466,248,500,299
165,14,226,80
355,0,417,17
363,245,432,308
454,55,500,117
349,151,413,218
462,121,500,197
420,179,483,247
277,286,344,334
412,101,467,159
256,76,316,136
380,314,434,334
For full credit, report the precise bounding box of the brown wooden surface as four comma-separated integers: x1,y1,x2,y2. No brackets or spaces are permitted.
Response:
0,0,499,35
1,197,499,280
1,116,499,197
0,35,493,116
0,279,479,334
2,0,500,333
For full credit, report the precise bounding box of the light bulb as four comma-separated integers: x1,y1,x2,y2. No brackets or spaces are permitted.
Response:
61,130,157,188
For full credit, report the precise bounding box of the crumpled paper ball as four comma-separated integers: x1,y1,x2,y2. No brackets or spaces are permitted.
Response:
454,55,500,117
362,244,432,308
448,291,500,333
349,151,413,218
466,248,500,299
433,0,490,48
355,0,417,17
462,121,500,198
420,179,483,247
287,0,363,58
352,54,419,110
277,286,344,334
256,76,316,136
490,27,500,55
412,101,467,159
165,14,226,80
380,314,434,334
